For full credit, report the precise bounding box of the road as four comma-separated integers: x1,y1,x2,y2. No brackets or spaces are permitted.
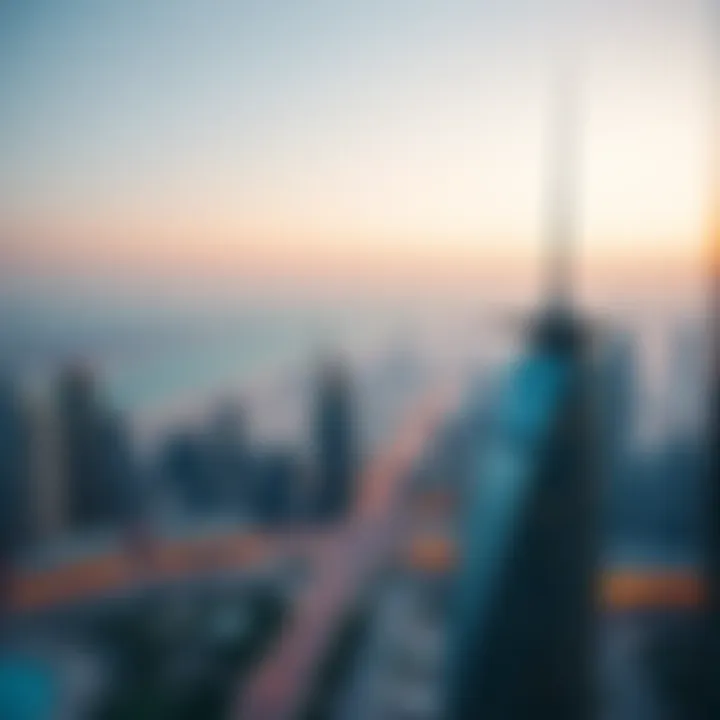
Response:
235,384,458,720
9,528,319,614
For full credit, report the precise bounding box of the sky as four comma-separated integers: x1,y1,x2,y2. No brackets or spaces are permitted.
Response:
0,0,714,297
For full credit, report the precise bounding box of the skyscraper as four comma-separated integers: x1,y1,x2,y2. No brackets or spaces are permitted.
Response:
161,404,249,516
446,73,597,719
600,332,636,485
161,430,210,512
446,308,596,720
254,447,302,524
56,365,127,531
208,402,249,511
26,393,67,544
0,379,33,553
313,359,356,520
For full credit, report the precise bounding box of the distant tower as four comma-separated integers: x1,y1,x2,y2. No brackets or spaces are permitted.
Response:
0,382,72,552
208,402,249,510
254,447,302,524
604,332,636,469
56,365,125,530
447,72,596,720
0,379,33,553
98,409,137,522
27,393,67,544
313,359,356,520
598,332,637,548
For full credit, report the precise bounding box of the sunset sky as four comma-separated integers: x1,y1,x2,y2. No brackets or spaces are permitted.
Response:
0,0,714,294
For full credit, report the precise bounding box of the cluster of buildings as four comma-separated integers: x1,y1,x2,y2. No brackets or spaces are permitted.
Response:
157,359,357,524
0,366,135,554
0,358,358,559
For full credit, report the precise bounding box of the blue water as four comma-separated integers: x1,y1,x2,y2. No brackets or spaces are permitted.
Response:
101,318,325,413
0,295,419,429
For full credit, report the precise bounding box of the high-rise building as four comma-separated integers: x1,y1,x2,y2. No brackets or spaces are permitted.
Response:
98,410,137,522
446,309,596,720
26,394,67,544
446,74,597,719
0,382,72,552
313,359,356,520
55,365,127,531
161,404,249,516
600,332,636,484
666,322,706,441
253,447,302,523
208,402,250,510
0,379,33,553
161,431,212,512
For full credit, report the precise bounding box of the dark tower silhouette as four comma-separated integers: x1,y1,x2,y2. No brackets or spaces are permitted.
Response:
56,365,126,530
447,73,597,720
0,380,32,552
254,447,301,523
208,402,250,510
313,359,356,520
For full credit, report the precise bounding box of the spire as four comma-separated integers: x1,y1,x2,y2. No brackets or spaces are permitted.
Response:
533,66,584,354
545,68,579,313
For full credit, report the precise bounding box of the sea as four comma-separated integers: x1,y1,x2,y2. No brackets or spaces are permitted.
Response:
0,280,707,453
0,287,509,454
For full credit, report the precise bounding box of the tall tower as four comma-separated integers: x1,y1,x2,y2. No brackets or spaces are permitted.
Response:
545,71,578,313
0,379,33,553
27,393,67,544
313,359,356,520
447,74,596,720
56,365,128,531
208,402,249,510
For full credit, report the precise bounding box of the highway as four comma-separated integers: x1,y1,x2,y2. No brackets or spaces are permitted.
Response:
10,527,320,614
235,384,458,720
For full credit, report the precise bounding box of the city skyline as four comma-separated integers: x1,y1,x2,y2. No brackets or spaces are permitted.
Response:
0,0,713,295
